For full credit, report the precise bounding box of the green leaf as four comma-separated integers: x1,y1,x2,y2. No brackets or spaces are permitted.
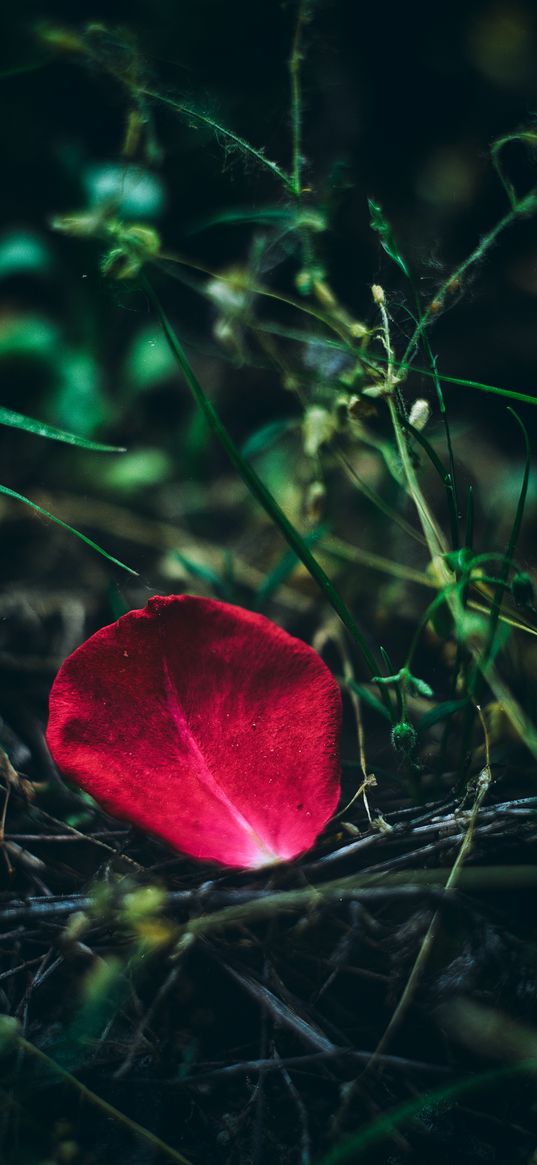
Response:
0,405,125,452
0,484,137,574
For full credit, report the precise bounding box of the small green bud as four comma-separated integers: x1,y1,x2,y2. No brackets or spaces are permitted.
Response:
391,721,418,755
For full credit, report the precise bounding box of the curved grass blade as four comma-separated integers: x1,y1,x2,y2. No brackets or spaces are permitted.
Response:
361,349,537,408
411,367,537,407
479,407,530,673
0,1022,193,1165
503,409,531,570
0,405,125,451
491,127,537,208
318,1057,537,1164
459,409,533,771
0,484,137,575
402,420,450,486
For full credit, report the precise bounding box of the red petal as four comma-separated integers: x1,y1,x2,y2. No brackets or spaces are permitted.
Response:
46,596,342,868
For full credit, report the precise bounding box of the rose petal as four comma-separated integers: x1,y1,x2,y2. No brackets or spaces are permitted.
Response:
46,595,342,868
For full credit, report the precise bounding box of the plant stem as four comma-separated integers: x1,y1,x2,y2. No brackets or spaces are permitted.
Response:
289,1,309,198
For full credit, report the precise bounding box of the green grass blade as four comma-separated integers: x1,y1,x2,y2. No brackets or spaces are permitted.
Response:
144,276,391,711
0,484,137,575
465,483,474,550
413,368,537,407
459,409,533,769
0,405,126,451
479,407,530,673
403,420,458,548
318,1057,537,1164
344,678,392,722
256,525,327,606
402,420,450,486
362,349,537,407
503,408,530,567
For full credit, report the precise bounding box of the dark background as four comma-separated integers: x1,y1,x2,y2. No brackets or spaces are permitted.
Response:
1,0,537,420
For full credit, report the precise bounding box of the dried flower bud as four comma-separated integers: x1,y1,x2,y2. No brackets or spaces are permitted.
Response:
302,406,336,458
349,321,369,339
304,480,326,523
408,398,431,431
206,274,247,314
347,394,378,420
